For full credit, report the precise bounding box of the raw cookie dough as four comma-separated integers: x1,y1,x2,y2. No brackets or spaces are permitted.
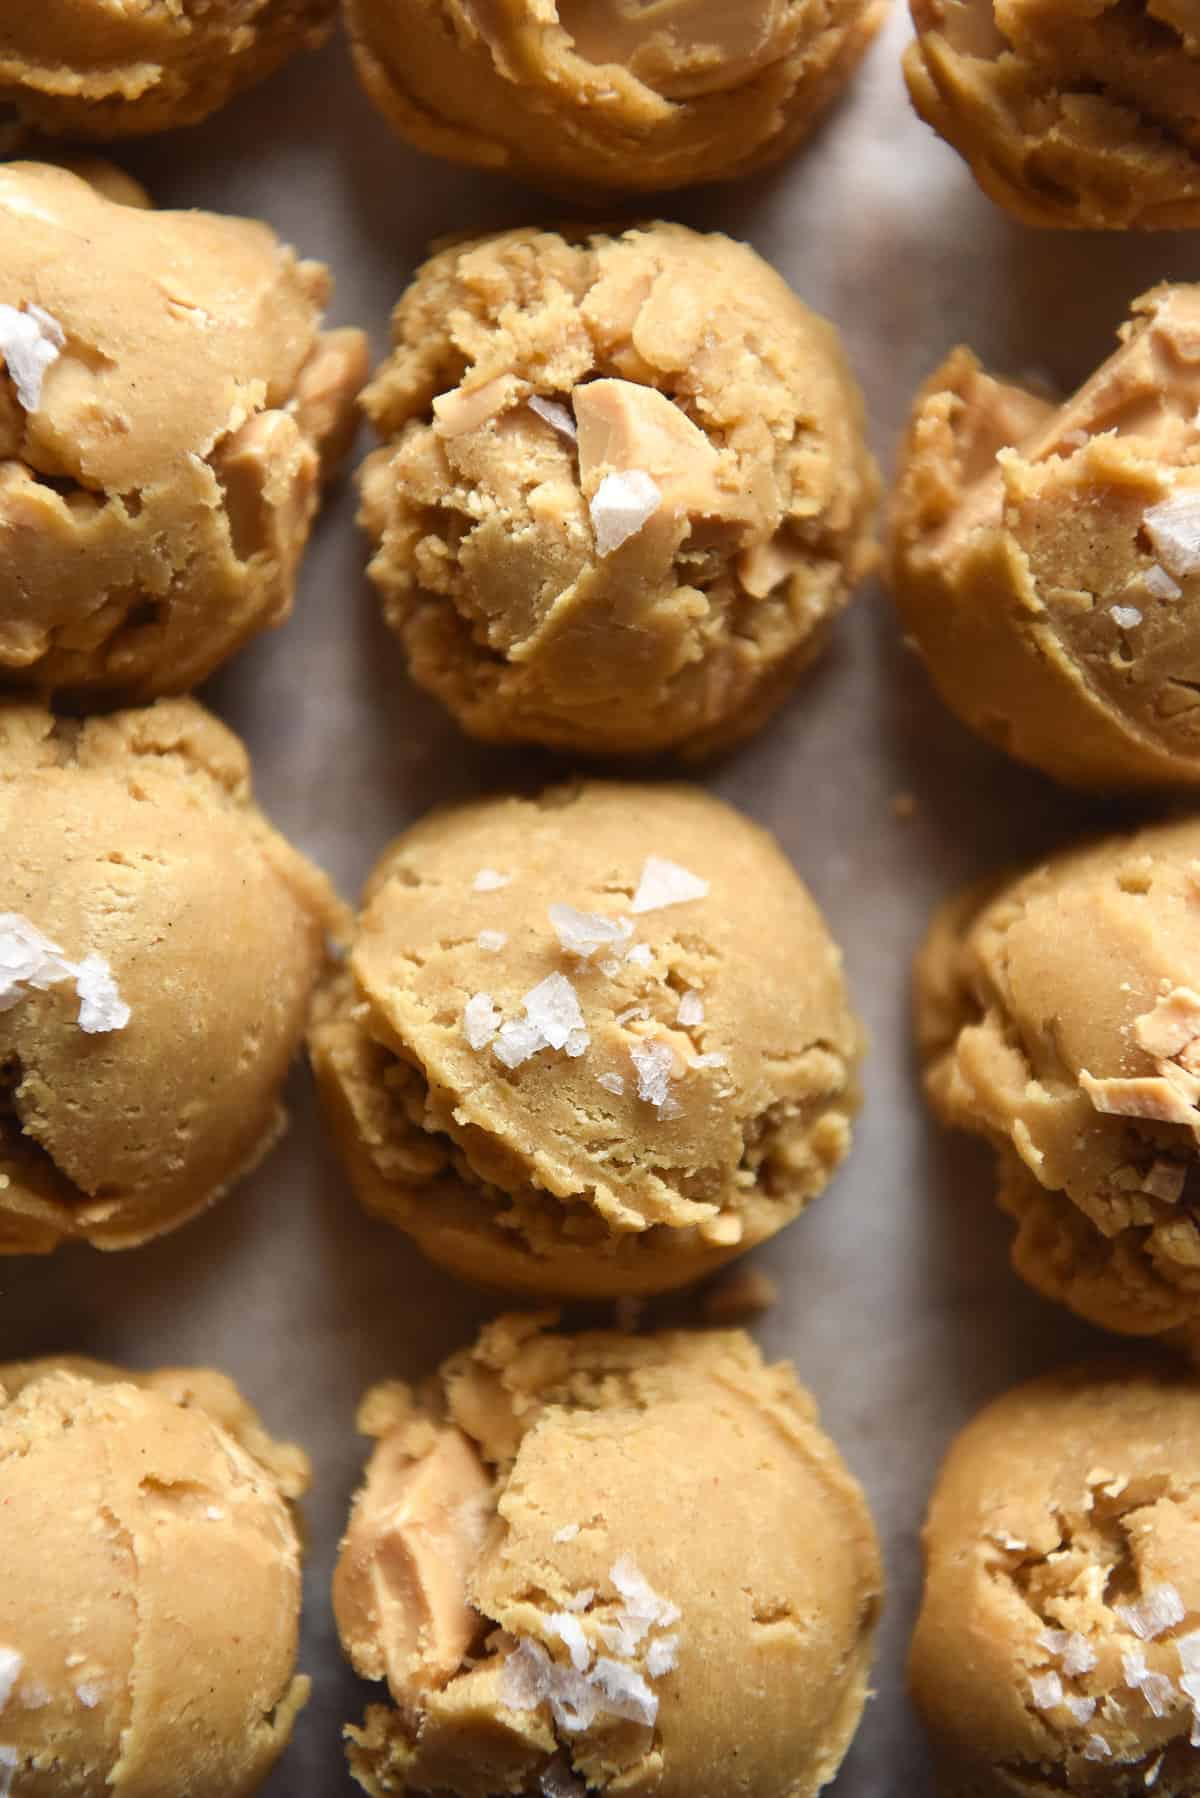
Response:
912,1361,1200,1794
904,0,1200,229
0,698,346,1253
0,1356,309,1797
889,284,1200,790
0,0,333,142
334,1314,883,1798
344,0,886,196
916,815,1200,1342
359,223,879,759
0,161,368,704
309,781,862,1297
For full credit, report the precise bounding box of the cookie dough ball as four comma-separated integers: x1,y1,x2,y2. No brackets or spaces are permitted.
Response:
912,1362,1200,1794
904,0,1200,230
916,814,1200,1341
309,782,862,1297
889,285,1200,790
0,0,333,142
0,161,368,703
0,698,346,1253
334,1315,883,1798
359,223,878,759
0,1357,309,1797
344,0,886,197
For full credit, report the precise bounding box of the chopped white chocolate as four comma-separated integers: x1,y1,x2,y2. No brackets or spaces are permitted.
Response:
630,1041,683,1121
0,301,65,412
589,470,661,557
1079,1070,1199,1129
74,955,131,1035
433,375,514,438
1029,1670,1062,1710
528,396,577,441
553,1524,580,1544
463,992,501,1050
631,856,709,915
1110,605,1143,629
677,990,704,1027
549,904,632,960
0,1650,19,1713
596,1071,625,1097
1143,1159,1187,1203
1144,492,1200,579
1145,563,1183,600
1134,987,1200,1060
473,868,511,892
625,943,653,968
1116,1583,1186,1641
477,930,508,953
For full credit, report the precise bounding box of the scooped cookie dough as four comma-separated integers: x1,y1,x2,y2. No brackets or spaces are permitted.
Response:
309,782,862,1297
0,1357,308,1797
912,1361,1200,1793
334,1314,883,1798
0,0,333,141
360,223,878,759
916,815,1200,1341
344,0,886,196
0,698,346,1253
0,161,367,703
905,0,1200,230
889,284,1200,790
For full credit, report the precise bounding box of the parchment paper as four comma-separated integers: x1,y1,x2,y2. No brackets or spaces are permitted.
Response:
6,13,1200,1793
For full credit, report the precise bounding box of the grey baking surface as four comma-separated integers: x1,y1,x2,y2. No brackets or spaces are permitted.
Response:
5,11,1200,1795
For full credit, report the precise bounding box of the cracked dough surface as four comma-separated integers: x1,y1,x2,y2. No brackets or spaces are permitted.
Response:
308,781,862,1297
0,698,346,1253
904,0,1200,229
359,222,879,759
335,1314,883,1798
916,816,1200,1342
0,1357,308,1798
344,0,886,195
0,161,367,703
912,1362,1200,1795
0,0,334,141
888,284,1200,791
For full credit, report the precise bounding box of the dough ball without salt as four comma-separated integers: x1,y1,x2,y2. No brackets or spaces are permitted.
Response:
308,781,863,1297
344,0,887,197
904,0,1200,231
0,1357,309,1798
916,814,1200,1342
0,0,334,142
0,698,346,1253
889,284,1200,792
912,1363,1200,1794
359,222,879,760
334,1315,883,1798
0,161,367,704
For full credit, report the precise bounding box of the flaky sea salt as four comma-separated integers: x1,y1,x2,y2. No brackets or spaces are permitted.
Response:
590,470,661,557
1064,1694,1096,1725
1110,604,1143,629
0,914,129,1033
1116,1583,1185,1641
494,1018,547,1069
610,1557,680,1636
1123,1645,1176,1716
473,868,510,892
0,302,65,412
1030,1670,1062,1710
493,975,588,1067
547,1614,591,1673
206,1506,224,1521
75,954,131,1034
1144,492,1200,578
528,396,577,442
630,1041,682,1121
645,1635,679,1678
75,1682,102,1709
549,904,632,960
692,1050,727,1070
0,1651,19,1713
597,1071,625,1096
0,1746,16,1798
626,943,653,968
1083,1734,1111,1760
631,856,709,915
677,990,704,1027
588,1658,657,1726
463,993,501,1050
1175,1630,1200,1744
561,1588,595,1613
1145,563,1183,600
477,930,508,953
553,1524,580,1544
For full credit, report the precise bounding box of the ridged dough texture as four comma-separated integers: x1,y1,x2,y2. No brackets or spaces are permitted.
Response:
0,1357,309,1798
912,1363,1200,1795
0,698,346,1253
344,0,886,195
308,782,863,1297
916,816,1200,1342
334,1315,883,1798
889,284,1200,791
359,222,879,759
904,0,1200,229
0,0,334,141
0,161,367,703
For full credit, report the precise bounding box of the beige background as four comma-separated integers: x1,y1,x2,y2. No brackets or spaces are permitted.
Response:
5,10,1200,1793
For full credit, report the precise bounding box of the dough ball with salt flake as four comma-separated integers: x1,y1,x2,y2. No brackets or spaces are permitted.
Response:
334,1314,883,1798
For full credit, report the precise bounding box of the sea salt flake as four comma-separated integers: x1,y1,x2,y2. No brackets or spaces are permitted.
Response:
524,974,586,1050
553,1524,580,1544
589,1657,657,1727
692,1051,727,1069
0,1746,16,1798
677,990,704,1027
0,1651,20,1713
1083,1734,1111,1760
626,943,653,968
1116,1583,1185,1641
547,1613,591,1673
630,1041,679,1119
1123,1645,1176,1716
646,1635,679,1678
477,930,508,953
597,1071,625,1096
0,301,65,412
75,1682,102,1709
1030,1670,1062,1710
206,1506,224,1521
616,1004,649,1026
1146,563,1183,600
1110,604,1143,629
1065,1694,1096,1725
1062,1633,1098,1677
528,396,577,441
610,1556,681,1633
590,470,661,557
493,1018,548,1069
561,1588,595,1613
1144,492,1200,578
473,868,510,892
463,992,501,1050
631,856,709,915
74,954,130,1034
549,904,632,960
0,915,129,1032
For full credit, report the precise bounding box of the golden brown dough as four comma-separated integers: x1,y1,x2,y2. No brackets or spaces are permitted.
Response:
360,223,879,759
904,0,1200,229
912,1362,1200,1794
344,0,886,196
309,781,862,1297
0,698,346,1253
0,1357,308,1797
889,284,1200,790
334,1315,883,1798
0,162,367,704
916,816,1200,1341
0,0,334,141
